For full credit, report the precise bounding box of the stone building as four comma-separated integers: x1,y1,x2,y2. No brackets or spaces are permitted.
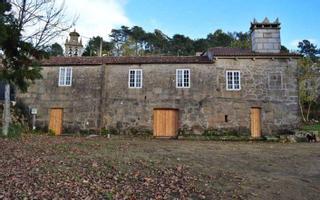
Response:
17,19,301,136
64,29,83,57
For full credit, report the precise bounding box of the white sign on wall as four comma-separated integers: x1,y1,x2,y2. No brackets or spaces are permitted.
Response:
31,108,37,115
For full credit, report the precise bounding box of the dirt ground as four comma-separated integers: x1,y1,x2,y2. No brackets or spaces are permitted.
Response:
0,135,319,199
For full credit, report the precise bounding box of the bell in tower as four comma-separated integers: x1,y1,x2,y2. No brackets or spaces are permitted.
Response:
64,29,84,57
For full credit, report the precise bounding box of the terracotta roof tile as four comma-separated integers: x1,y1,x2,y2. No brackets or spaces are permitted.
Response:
41,48,301,66
205,47,301,57
41,56,212,66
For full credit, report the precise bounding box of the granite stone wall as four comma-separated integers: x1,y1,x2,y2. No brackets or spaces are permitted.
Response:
17,57,300,135
16,65,103,132
103,58,299,135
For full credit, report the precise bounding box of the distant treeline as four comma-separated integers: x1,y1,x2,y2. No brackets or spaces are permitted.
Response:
48,25,289,57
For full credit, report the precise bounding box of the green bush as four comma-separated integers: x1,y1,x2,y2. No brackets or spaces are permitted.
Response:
203,129,220,136
203,129,241,137
0,124,25,138
101,128,109,136
302,124,320,132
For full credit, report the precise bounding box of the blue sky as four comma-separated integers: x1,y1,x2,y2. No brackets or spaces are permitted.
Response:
124,0,319,50
60,0,319,50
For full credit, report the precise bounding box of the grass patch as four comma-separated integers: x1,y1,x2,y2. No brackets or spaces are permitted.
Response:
302,124,320,132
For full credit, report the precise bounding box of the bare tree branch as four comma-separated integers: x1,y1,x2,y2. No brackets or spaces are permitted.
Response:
11,0,78,49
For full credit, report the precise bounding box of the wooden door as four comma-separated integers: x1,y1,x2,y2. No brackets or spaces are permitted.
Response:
153,109,178,138
250,107,261,138
49,108,63,135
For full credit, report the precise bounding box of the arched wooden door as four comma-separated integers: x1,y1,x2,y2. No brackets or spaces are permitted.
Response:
153,109,179,138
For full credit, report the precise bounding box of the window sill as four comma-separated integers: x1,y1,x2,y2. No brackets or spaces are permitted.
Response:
226,89,241,91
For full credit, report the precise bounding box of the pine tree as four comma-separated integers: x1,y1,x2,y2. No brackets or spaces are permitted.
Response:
0,1,44,136
1,0,74,136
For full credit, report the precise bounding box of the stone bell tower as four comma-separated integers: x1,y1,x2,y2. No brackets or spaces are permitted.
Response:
65,29,83,57
250,18,281,53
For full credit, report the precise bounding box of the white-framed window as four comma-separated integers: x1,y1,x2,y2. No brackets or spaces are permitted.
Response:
128,69,142,88
226,70,241,91
58,67,72,86
176,69,190,88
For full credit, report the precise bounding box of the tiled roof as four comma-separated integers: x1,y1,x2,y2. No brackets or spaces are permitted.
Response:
41,48,302,66
41,56,212,66
205,47,301,57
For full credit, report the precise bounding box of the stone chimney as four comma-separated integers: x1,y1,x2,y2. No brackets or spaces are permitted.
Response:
250,17,281,53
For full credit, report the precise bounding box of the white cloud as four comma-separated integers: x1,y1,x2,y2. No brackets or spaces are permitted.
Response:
56,0,131,46
289,38,318,49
